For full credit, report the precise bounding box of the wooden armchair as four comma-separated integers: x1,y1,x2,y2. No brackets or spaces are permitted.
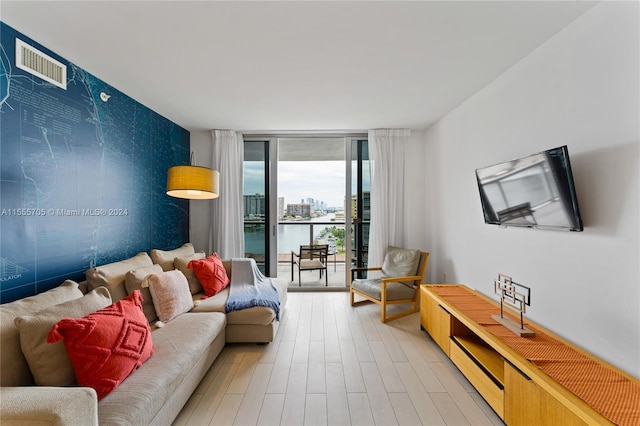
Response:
350,246,429,322
291,244,328,286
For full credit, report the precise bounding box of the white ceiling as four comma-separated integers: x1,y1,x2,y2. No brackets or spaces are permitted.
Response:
2,1,596,132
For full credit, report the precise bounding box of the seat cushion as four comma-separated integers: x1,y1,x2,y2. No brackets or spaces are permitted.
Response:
352,279,416,301
97,312,226,425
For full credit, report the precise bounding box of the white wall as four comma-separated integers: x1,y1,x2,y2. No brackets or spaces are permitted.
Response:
424,2,639,376
189,130,214,253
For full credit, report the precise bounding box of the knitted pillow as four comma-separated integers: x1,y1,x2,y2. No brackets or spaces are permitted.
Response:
145,270,194,323
188,253,230,296
47,291,154,400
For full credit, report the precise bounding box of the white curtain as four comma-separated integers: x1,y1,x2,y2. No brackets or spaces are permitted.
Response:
209,130,244,258
367,128,411,269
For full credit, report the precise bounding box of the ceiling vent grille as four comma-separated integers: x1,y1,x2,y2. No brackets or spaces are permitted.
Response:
15,38,67,90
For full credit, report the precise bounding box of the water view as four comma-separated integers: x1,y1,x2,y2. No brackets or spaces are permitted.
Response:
245,213,345,256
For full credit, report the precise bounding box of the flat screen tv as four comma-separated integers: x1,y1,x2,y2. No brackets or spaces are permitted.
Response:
475,146,583,231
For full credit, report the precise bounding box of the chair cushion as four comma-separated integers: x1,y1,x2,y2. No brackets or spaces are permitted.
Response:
381,246,421,286
352,279,416,301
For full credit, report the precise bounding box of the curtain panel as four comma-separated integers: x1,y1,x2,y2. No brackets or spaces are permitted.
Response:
209,130,245,258
367,128,411,270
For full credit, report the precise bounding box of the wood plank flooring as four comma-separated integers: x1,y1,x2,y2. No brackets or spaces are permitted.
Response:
174,292,504,426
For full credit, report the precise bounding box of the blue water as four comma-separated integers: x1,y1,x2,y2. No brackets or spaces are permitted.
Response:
245,214,344,255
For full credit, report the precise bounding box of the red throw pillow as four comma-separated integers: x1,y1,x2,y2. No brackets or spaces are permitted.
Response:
188,252,230,296
47,290,154,400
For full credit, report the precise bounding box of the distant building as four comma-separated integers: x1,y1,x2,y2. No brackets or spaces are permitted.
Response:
277,197,285,219
244,193,265,218
287,203,313,217
350,191,370,220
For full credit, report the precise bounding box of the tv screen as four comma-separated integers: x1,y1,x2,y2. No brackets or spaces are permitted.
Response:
475,146,583,231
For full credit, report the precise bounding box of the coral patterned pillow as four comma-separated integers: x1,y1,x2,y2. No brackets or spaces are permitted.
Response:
188,253,230,296
47,291,154,400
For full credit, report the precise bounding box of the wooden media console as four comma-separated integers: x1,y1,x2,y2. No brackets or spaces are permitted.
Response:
420,284,640,426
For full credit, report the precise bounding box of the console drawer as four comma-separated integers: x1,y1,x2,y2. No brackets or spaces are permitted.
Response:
450,338,504,418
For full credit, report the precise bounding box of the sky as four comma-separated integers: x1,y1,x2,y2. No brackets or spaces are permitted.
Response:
244,161,350,209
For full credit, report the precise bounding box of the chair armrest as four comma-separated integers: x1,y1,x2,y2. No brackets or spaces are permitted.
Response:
0,386,98,426
381,275,422,285
350,266,382,280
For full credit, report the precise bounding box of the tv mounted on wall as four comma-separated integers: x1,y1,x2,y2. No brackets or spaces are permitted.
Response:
475,146,583,232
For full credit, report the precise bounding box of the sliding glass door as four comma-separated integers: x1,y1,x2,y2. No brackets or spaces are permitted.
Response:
243,140,270,275
243,135,368,287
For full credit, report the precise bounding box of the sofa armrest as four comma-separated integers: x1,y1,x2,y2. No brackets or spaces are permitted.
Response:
0,386,98,426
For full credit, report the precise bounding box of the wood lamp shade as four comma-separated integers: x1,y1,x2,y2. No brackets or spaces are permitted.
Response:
166,165,219,200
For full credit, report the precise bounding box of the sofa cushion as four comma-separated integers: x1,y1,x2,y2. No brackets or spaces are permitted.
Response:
125,264,163,323
150,243,195,271
48,291,154,400
86,252,153,302
14,286,112,386
146,270,194,323
0,280,83,386
192,278,288,326
97,312,226,425
188,253,230,296
174,251,206,295
190,287,229,313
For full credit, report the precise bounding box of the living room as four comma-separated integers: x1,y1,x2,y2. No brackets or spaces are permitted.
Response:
1,1,638,425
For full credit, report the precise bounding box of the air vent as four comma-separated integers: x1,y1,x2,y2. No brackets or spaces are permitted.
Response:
15,38,67,89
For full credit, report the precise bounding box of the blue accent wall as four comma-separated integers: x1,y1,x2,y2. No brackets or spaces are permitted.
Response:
0,22,190,303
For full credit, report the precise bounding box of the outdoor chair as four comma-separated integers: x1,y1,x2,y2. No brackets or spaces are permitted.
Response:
350,246,429,322
291,244,328,286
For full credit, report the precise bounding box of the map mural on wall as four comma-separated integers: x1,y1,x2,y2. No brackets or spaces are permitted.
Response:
0,22,190,303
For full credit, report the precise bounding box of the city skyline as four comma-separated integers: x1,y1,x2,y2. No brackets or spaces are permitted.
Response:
245,161,353,209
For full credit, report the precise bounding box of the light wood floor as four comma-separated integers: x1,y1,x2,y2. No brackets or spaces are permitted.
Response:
174,292,504,426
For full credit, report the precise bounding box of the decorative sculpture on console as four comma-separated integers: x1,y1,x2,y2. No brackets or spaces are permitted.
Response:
492,273,535,337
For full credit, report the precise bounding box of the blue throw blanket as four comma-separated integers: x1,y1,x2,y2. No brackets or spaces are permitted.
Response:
225,258,280,320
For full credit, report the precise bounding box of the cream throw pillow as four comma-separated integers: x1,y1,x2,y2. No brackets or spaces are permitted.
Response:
146,270,194,323
86,252,153,301
125,264,163,323
14,287,112,386
174,251,206,295
150,243,195,271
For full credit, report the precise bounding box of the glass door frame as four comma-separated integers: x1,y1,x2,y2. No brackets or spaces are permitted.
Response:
244,133,367,287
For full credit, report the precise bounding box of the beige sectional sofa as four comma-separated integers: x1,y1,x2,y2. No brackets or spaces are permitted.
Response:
0,244,287,425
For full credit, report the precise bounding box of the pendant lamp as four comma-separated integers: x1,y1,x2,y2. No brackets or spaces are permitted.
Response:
166,154,219,200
